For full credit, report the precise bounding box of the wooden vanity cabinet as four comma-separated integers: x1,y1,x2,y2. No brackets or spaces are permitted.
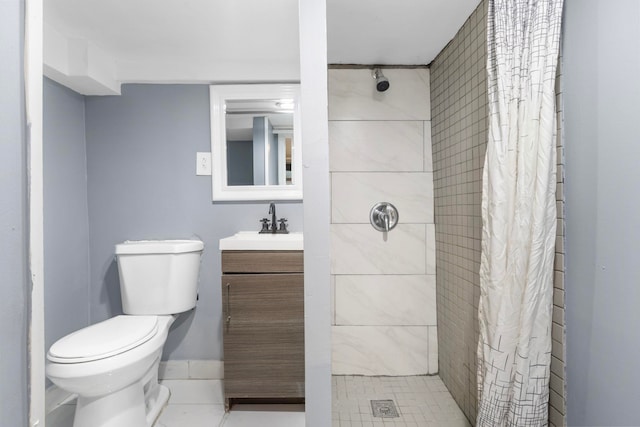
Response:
221,250,304,409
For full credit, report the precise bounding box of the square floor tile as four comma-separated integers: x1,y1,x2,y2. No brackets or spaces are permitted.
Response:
223,404,305,427
46,404,76,427
157,404,225,427
332,375,470,427
161,379,224,404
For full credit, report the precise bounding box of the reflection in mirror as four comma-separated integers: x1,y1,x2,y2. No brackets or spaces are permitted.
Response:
210,84,302,201
225,100,294,186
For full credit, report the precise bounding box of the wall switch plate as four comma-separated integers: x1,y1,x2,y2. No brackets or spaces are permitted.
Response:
196,152,212,176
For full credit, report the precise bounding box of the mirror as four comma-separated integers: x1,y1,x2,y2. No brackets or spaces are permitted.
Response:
210,84,302,201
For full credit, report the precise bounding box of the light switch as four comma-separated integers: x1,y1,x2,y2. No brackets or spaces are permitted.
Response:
196,152,212,176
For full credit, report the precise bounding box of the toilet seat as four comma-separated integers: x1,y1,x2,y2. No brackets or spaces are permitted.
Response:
48,315,159,364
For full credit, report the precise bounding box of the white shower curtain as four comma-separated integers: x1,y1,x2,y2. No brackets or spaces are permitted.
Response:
477,1,563,426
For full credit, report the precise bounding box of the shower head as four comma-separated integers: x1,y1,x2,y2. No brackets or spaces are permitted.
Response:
372,68,390,92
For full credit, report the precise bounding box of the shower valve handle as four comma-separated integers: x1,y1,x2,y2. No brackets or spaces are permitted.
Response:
370,202,399,232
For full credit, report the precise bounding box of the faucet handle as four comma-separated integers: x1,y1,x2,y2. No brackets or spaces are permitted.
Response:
278,218,289,234
259,218,270,233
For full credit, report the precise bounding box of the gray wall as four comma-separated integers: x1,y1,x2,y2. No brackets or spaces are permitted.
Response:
252,117,266,185
564,0,640,425
43,78,91,354
0,0,28,424
227,140,253,185
267,121,278,185
84,84,303,360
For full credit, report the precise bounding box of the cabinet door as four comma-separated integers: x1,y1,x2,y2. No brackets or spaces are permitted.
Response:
221,273,304,398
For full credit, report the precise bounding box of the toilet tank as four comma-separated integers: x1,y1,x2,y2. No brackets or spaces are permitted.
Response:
115,240,204,315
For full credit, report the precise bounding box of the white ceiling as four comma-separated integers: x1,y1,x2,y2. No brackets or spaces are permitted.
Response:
327,0,480,65
44,0,481,95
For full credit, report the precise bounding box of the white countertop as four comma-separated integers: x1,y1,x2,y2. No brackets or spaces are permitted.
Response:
219,231,303,251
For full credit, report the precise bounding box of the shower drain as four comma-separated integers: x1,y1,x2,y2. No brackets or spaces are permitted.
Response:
370,399,400,418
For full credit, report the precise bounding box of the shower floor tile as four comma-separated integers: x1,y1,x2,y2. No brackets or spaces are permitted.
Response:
332,375,470,427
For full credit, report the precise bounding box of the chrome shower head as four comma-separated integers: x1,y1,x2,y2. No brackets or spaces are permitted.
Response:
372,68,390,92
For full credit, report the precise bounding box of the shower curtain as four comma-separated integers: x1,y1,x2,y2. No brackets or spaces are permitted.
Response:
477,0,563,426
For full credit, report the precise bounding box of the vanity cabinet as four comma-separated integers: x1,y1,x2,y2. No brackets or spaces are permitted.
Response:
221,250,304,409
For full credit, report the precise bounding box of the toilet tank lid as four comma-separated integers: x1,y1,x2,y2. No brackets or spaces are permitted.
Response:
47,315,159,363
115,239,204,255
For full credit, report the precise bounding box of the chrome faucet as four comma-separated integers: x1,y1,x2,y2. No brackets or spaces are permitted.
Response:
268,203,277,232
260,202,289,234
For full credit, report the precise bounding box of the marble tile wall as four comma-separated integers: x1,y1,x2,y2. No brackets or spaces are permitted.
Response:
328,68,437,376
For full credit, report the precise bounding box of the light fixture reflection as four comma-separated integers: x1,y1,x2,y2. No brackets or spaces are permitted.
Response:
275,99,295,110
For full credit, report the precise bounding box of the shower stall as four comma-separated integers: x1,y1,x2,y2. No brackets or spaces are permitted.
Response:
328,66,462,426
329,1,567,426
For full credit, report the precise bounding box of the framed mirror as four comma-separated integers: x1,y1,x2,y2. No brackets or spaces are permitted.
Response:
210,84,302,201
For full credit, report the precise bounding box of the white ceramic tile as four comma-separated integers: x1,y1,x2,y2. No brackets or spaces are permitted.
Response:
424,121,433,172
159,360,189,380
189,360,224,379
45,385,76,413
335,275,436,326
160,380,224,404
157,404,225,427
428,326,438,374
426,224,436,274
329,121,424,172
331,224,426,274
159,360,224,380
428,416,471,427
332,326,429,376
329,69,431,121
229,404,305,412
331,173,433,224
46,404,76,427
222,406,305,427
331,274,336,325
332,376,470,427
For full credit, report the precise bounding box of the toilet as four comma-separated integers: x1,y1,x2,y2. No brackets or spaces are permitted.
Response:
46,239,204,427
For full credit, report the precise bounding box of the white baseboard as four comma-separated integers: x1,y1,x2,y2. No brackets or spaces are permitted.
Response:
158,360,224,380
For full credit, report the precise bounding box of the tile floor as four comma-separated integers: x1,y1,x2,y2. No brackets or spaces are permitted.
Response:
332,375,470,427
47,379,305,427
47,375,469,427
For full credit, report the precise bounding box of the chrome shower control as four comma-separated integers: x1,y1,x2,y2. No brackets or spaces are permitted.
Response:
370,202,399,232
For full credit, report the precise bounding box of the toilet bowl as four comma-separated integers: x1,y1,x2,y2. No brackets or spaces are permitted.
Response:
46,240,204,427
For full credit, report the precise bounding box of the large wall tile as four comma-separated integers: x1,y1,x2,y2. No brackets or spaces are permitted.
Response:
331,172,433,224
329,69,430,121
427,223,436,274
424,121,433,172
331,224,426,274
332,326,430,376
328,68,438,377
330,274,336,325
335,275,436,326
428,326,438,374
329,121,424,172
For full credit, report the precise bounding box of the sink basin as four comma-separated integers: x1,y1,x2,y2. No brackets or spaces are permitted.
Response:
219,231,303,251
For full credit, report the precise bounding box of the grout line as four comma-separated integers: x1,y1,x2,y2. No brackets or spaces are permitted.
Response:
217,410,230,427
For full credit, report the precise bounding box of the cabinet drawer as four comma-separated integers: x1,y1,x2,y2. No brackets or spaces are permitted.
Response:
223,323,304,398
222,250,303,273
221,274,303,323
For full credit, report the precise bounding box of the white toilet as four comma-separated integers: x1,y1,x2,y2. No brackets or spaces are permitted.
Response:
46,239,204,427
